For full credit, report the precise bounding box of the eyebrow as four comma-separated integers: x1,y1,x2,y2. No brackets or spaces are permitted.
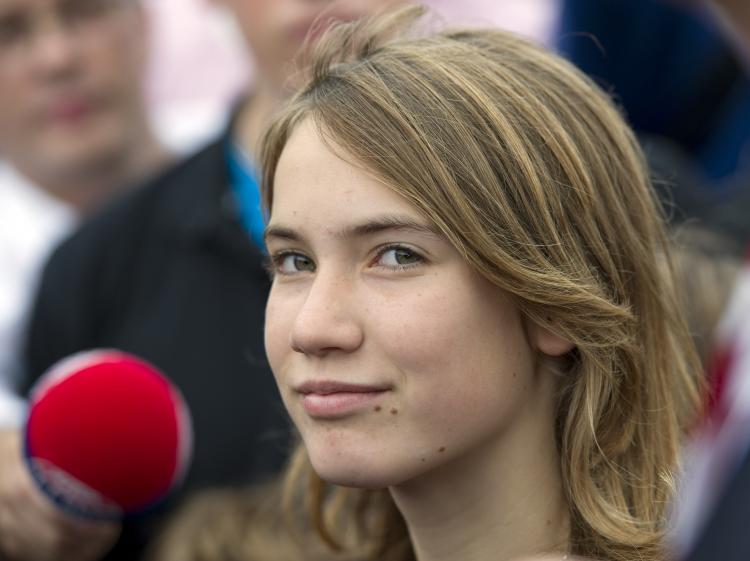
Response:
264,215,442,244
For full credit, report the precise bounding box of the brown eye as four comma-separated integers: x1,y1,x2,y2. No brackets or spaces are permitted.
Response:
0,12,30,48
61,0,111,20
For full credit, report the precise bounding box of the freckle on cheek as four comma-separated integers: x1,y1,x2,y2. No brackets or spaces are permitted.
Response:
390,408,398,415
438,447,445,453
374,406,382,412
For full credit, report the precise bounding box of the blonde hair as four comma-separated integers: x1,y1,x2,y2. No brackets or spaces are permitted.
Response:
261,6,701,561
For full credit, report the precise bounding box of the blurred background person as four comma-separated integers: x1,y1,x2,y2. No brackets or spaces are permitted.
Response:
0,0,177,559
0,0,171,423
556,0,750,247
16,2,405,561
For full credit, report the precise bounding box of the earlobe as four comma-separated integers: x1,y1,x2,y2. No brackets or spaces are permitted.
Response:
532,325,575,357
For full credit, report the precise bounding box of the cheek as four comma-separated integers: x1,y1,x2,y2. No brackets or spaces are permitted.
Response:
264,290,287,373
86,19,146,91
373,279,533,434
0,64,28,125
375,280,526,379
264,285,302,383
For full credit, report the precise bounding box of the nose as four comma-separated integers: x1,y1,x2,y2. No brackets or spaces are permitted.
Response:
28,17,80,76
289,271,364,357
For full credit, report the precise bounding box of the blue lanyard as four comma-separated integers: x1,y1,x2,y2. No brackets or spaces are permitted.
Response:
226,142,266,251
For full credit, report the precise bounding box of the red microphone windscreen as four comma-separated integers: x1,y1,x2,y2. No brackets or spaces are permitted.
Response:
25,350,192,519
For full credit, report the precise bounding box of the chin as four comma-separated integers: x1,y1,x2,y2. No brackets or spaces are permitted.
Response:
42,118,125,165
312,463,392,490
307,447,421,490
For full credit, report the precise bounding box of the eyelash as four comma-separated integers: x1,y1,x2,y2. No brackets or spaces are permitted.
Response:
266,250,312,278
371,244,426,271
266,244,426,277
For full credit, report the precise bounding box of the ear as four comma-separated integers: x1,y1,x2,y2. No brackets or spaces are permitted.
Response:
530,324,575,357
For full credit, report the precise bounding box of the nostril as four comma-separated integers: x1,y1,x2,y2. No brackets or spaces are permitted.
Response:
290,320,364,357
289,333,306,354
287,276,364,356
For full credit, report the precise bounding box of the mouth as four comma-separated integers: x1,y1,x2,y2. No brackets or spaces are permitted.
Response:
295,380,391,419
45,96,97,126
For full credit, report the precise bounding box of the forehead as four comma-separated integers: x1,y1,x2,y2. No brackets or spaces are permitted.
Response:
271,119,422,223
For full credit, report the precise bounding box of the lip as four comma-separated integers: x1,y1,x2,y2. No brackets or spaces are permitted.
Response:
295,380,391,419
45,97,96,125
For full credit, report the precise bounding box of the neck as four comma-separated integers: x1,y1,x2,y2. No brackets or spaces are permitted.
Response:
389,374,569,561
17,131,170,216
235,81,290,160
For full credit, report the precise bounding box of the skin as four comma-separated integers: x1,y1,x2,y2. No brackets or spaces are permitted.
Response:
0,0,167,211
708,0,750,59
0,429,119,561
0,1,163,557
211,0,403,156
264,119,574,561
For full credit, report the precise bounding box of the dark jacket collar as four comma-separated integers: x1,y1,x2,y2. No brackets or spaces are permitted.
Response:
158,124,267,273
165,130,235,241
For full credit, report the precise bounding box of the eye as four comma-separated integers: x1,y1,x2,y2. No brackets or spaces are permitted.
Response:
271,252,316,275
374,245,424,270
0,13,30,48
60,0,114,23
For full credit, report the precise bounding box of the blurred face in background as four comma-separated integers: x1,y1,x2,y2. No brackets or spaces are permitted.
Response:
0,0,150,185
217,0,403,91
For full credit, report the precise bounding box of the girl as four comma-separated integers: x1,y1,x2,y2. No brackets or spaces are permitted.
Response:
259,7,700,561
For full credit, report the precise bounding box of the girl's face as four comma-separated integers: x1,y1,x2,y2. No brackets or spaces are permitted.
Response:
265,119,565,489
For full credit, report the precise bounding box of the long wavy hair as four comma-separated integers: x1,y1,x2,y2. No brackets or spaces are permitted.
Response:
260,6,701,561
